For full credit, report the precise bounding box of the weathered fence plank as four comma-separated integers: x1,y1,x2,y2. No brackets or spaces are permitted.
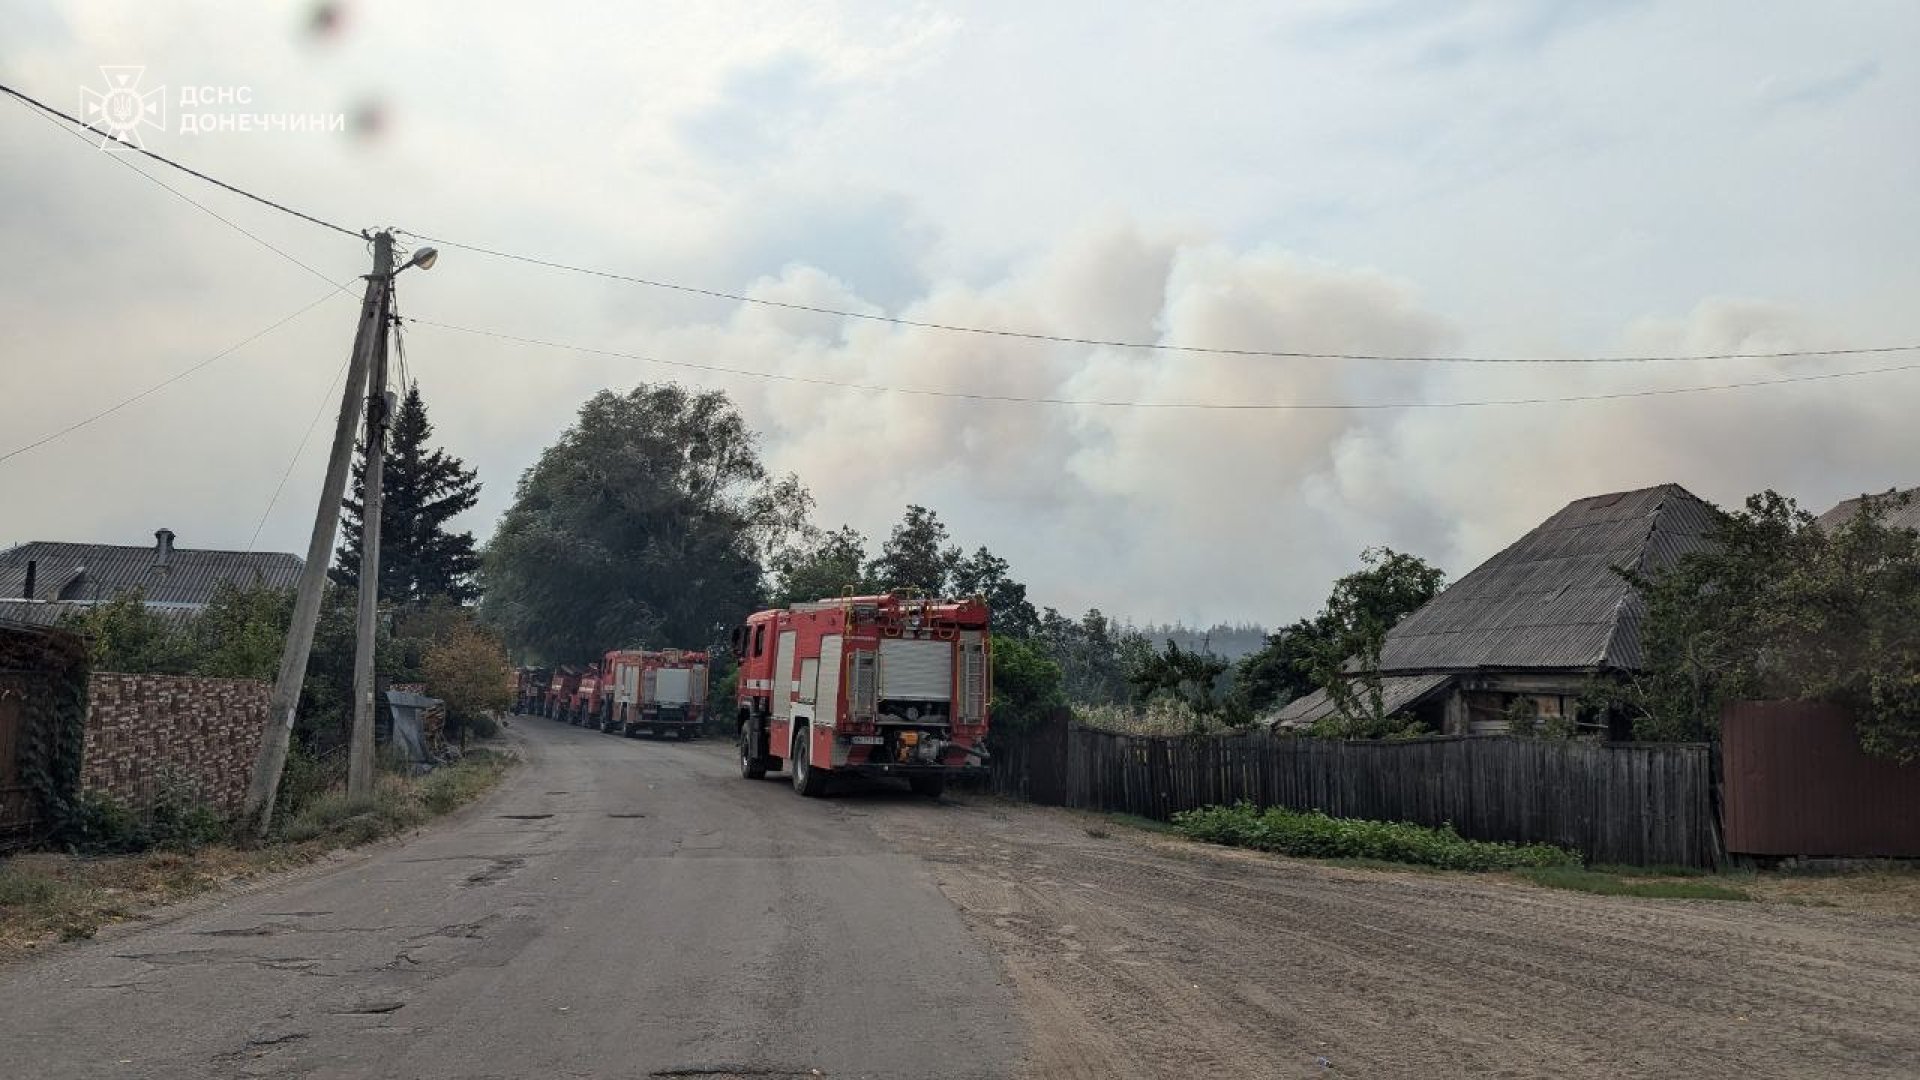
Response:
989,726,1715,867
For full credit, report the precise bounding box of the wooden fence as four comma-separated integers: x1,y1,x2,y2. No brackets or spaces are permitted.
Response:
990,719,1719,867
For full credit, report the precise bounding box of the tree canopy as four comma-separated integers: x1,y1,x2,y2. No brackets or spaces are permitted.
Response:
334,381,482,605
481,384,804,661
1624,490,1920,762
866,504,960,596
769,525,869,607
1231,546,1445,734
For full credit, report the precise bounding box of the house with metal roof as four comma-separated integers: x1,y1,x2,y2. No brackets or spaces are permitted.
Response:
1273,483,1721,736
1815,487,1920,534
0,529,302,627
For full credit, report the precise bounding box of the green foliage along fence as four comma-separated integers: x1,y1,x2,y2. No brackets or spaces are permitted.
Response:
993,722,1718,867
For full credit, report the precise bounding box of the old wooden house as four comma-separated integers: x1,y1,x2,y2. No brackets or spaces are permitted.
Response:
1274,483,1720,737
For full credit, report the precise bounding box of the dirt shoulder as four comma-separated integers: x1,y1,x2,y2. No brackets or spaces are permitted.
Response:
869,797,1920,1080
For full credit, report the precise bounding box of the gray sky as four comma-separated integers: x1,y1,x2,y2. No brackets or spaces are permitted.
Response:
3,1,1917,626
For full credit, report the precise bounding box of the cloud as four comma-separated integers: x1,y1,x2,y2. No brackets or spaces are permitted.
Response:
2,0,1917,629
1757,59,1882,114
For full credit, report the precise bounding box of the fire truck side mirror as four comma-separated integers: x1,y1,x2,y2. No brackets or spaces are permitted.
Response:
728,626,745,656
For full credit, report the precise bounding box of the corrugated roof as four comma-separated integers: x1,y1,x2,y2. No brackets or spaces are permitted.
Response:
1377,483,1719,674
0,538,301,607
0,599,201,629
1272,673,1454,728
1815,487,1920,534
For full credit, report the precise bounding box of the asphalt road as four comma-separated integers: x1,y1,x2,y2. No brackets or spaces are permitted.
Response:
0,719,1022,1080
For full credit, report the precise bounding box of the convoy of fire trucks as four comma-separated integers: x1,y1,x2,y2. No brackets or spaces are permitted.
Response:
512,591,993,798
515,648,711,739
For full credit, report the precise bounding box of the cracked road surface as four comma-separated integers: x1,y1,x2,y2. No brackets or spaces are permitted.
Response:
8,719,1920,1079
0,721,1021,1079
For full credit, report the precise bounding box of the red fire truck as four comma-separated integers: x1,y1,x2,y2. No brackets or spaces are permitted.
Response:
512,666,550,715
566,664,604,726
596,648,711,738
545,666,584,721
733,594,990,797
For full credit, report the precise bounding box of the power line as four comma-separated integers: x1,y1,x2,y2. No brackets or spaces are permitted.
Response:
6,76,1909,366
398,231,1920,365
404,315,1920,411
15,96,341,288
0,80,362,240
249,354,353,552
0,285,352,466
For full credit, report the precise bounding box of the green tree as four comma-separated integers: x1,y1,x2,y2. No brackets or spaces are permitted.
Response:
1230,617,1326,715
1035,606,1140,705
1624,490,1920,761
334,381,483,606
186,582,294,679
770,524,870,606
1233,547,1445,722
422,621,513,742
867,504,959,595
950,545,1040,638
57,590,190,674
1308,547,1445,736
482,384,802,661
989,633,1065,735
1128,640,1235,722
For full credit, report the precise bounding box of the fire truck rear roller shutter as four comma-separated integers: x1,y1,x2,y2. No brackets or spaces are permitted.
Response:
879,638,953,701
657,667,694,706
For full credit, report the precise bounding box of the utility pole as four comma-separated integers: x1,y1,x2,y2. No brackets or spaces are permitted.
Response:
347,269,395,799
241,230,394,836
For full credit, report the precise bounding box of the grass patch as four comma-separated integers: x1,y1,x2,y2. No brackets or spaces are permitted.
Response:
1515,866,1752,901
1172,802,1580,871
0,747,514,959
1744,864,1920,915
1099,812,1180,836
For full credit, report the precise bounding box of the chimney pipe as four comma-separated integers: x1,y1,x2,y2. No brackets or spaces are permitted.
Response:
154,528,176,570
22,559,35,601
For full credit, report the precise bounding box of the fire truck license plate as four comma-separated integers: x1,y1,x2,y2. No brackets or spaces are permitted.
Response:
850,735,883,745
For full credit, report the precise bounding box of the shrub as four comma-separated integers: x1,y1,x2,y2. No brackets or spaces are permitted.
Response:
1172,802,1580,871
423,623,513,743
61,778,229,855
62,793,149,855
274,786,422,846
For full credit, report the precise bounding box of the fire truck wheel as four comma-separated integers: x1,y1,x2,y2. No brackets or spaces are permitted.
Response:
909,775,947,799
791,729,828,798
739,726,767,780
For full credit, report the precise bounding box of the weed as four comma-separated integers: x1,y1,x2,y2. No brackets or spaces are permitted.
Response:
1104,812,1179,835
1171,802,1580,871
1515,867,1751,901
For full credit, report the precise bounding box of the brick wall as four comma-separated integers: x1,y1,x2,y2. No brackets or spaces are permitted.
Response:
81,672,268,815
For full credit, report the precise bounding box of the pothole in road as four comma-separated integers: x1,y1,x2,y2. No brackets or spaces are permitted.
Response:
607,812,647,818
497,813,554,820
648,1060,821,1068
331,999,407,1016
463,856,527,887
